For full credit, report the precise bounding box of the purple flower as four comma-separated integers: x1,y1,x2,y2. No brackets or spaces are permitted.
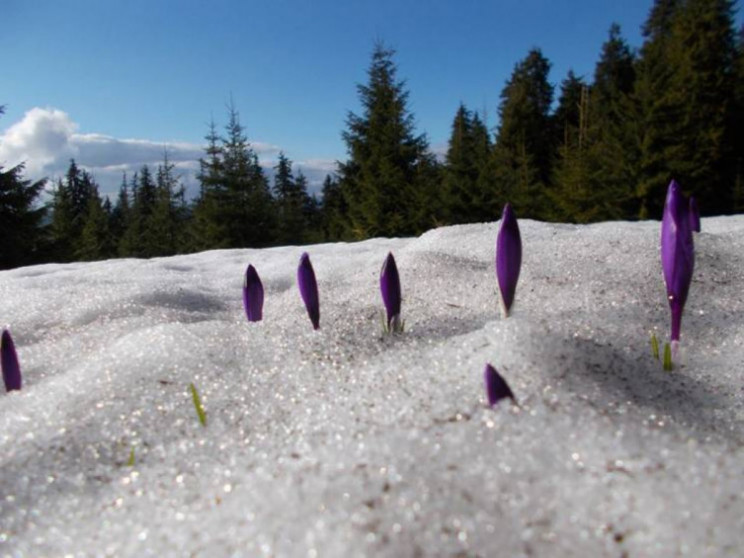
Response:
243,264,264,322
483,363,515,406
1,330,22,392
495,203,522,316
689,196,701,233
297,252,320,329
661,179,695,343
380,252,403,333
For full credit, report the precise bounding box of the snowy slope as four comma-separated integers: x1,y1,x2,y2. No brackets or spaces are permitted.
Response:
1,217,743,557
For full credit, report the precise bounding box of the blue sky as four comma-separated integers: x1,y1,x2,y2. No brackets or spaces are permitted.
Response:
0,0,694,196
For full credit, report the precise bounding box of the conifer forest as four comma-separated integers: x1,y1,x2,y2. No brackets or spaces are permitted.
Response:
2,0,743,270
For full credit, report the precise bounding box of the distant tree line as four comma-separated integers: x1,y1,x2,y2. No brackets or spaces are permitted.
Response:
2,0,743,270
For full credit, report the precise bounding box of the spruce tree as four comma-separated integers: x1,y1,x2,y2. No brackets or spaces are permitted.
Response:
633,0,738,217
492,48,555,220
319,174,346,240
0,160,47,269
220,102,276,247
338,43,437,238
190,119,229,251
77,188,113,261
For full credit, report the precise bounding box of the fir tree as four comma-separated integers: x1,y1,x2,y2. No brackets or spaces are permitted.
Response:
77,188,113,261
492,48,554,219
633,0,738,217
0,160,47,269
338,43,438,238
319,174,346,240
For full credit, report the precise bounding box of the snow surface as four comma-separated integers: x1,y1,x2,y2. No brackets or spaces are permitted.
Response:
1,217,743,557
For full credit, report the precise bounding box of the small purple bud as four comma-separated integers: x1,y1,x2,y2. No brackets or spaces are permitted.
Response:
689,196,701,233
297,252,320,329
495,203,522,316
1,330,22,392
661,180,695,343
380,252,402,331
483,363,515,406
243,264,264,322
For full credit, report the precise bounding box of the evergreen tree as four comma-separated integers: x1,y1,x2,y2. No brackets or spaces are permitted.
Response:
589,23,638,219
273,152,306,244
633,0,738,217
149,153,183,256
77,188,113,261
110,174,131,253
0,158,47,269
220,102,276,247
319,174,346,240
492,48,554,219
190,119,229,250
338,43,438,238
50,160,99,260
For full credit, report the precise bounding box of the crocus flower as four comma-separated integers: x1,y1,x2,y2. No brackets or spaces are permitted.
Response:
495,203,522,317
483,363,515,406
297,252,320,329
380,252,403,333
1,329,22,392
243,264,264,322
661,179,695,344
689,196,701,233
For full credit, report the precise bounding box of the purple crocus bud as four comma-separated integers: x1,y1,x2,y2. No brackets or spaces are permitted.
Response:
380,252,402,332
243,264,264,322
689,196,701,233
661,179,695,344
297,252,320,329
1,330,22,392
483,363,515,406
495,203,522,317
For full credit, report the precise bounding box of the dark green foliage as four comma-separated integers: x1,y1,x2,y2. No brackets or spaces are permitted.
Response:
633,0,738,217
318,174,347,240
274,153,311,244
50,160,100,261
0,162,47,269
492,49,555,220
337,43,440,238
77,188,114,261
441,104,496,223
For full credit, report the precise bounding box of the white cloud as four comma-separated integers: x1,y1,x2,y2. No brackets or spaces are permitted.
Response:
0,107,334,199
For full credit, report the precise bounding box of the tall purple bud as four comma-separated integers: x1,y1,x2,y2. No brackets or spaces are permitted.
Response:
380,252,402,332
661,179,695,344
297,252,320,329
495,203,522,317
483,363,515,406
243,264,264,322
1,330,22,392
689,196,701,233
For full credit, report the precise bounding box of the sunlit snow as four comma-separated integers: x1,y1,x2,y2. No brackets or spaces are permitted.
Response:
1,217,743,556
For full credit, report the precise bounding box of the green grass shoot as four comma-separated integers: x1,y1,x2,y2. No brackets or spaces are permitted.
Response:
127,447,135,467
190,382,207,426
663,343,673,372
651,332,660,360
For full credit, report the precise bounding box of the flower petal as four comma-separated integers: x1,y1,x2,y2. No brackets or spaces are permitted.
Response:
1,330,22,392
297,253,320,329
495,203,522,316
243,264,264,322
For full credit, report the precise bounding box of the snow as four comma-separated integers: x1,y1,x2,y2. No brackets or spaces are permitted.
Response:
1,217,743,557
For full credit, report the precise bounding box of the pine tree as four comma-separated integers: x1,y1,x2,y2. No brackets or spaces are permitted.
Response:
0,160,47,269
110,174,131,253
220,102,276,247
77,188,113,261
319,174,346,240
633,0,738,217
338,43,437,238
492,49,555,220
589,23,638,219
190,119,229,251
273,152,304,244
